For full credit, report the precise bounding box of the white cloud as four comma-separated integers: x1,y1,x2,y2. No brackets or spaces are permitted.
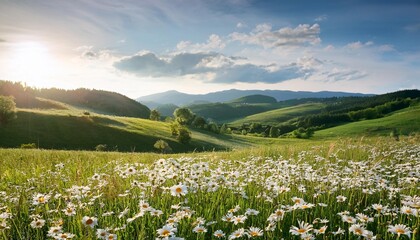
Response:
236,22,247,28
315,15,327,22
346,41,374,49
230,23,321,48
176,34,225,52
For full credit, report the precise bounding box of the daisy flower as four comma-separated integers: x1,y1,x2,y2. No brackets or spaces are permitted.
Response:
213,230,225,238
192,225,207,233
82,216,98,228
30,218,45,229
388,224,411,238
229,228,245,239
349,224,366,236
247,227,263,237
289,221,313,235
170,184,188,197
157,224,177,237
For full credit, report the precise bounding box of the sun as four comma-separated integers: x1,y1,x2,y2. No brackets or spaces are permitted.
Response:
8,42,58,86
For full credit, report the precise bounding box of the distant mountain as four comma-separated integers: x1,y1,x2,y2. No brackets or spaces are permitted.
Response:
229,94,277,104
137,89,372,106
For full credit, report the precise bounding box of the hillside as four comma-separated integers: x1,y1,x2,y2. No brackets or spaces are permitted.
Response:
230,103,326,126
137,89,371,106
315,104,420,138
0,80,150,118
0,108,290,152
228,94,277,104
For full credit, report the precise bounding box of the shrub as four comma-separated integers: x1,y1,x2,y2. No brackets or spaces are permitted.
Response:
0,95,17,125
20,143,37,149
177,128,191,144
154,139,172,153
95,144,107,151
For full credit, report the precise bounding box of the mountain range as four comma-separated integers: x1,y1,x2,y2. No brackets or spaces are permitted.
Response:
137,89,373,108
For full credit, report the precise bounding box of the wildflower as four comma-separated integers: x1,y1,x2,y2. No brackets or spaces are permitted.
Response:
47,226,63,237
63,206,76,216
400,206,418,216
247,227,263,237
82,216,98,228
55,232,75,239
229,228,245,239
150,209,163,217
388,224,411,238
170,184,188,197
341,215,357,224
328,227,342,236
356,213,374,223
97,229,109,239
157,224,177,237
192,225,207,233
106,234,117,240
292,197,305,205
30,218,45,228
349,224,366,236
372,204,384,212
300,233,315,240
32,193,50,205
314,226,327,235
290,221,313,236
245,208,259,216
232,215,247,225
228,205,241,213
0,220,10,231
214,230,225,238
222,212,234,222
139,200,151,212
336,195,347,202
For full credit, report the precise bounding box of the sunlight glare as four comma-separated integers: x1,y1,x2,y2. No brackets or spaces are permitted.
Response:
9,42,58,86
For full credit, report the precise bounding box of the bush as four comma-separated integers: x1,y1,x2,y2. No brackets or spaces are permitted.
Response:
154,139,172,153
95,144,107,151
20,143,37,149
0,95,17,125
150,109,161,121
177,128,191,144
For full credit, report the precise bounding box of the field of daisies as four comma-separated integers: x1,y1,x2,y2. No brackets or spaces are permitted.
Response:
0,137,419,239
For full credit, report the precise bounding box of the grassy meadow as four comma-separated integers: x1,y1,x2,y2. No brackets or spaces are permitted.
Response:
0,136,419,239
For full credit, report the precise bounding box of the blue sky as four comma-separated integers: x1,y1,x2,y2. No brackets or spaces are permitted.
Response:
0,0,419,97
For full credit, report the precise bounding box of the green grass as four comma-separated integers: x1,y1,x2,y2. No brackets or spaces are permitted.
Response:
0,108,299,153
0,136,418,239
315,104,420,138
230,103,326,126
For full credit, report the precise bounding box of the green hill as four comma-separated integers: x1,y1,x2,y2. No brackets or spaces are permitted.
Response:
315,104,420,138
231,103,326,126
0,108,291,152
0,80,150,118
228,94,277,104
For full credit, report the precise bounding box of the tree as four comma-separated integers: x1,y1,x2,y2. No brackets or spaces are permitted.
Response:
192,116,207,128
173,108,194,125
219,123,228,134
0,96,17,125
154,139,172,153
208,122,219,134
150,109,161,121
269,126,279,138
177,127,191,144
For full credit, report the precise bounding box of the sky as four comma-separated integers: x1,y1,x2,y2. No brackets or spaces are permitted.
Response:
0,0,419,98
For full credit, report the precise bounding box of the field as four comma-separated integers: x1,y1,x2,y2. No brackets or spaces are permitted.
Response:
316,104,420,138
0,136,419,239
230,103,326,126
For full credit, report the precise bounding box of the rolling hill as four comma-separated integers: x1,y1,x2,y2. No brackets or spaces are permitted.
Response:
230,103,326,126
315,103,420,138
0,80,150,118
228,94,277,104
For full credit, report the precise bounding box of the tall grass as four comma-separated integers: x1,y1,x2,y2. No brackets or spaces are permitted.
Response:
0,136,419,239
